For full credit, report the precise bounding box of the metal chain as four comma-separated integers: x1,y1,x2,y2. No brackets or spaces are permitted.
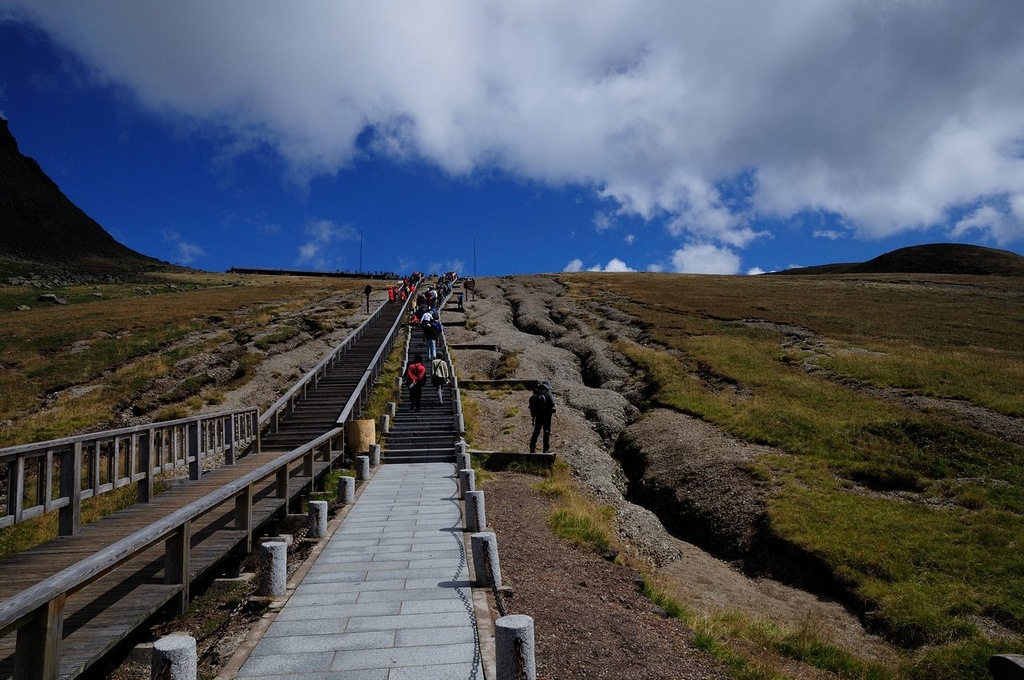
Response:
513,635,530,680
481,543,510,617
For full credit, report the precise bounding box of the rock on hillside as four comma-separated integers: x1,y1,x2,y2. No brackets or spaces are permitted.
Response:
0,118,165,272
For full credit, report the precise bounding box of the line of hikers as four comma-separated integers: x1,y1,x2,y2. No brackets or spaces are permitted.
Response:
400,274,556,453
403,280,452,412
402,351,450,412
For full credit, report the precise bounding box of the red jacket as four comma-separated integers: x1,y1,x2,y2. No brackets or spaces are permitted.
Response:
405,362,426,385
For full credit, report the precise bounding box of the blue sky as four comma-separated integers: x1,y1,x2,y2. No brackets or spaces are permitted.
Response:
1,2,1022,277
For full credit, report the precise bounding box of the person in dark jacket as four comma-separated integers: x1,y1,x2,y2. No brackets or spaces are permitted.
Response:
528,381,556,453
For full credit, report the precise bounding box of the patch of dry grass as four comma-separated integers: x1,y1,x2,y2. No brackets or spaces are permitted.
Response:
0,272,371,445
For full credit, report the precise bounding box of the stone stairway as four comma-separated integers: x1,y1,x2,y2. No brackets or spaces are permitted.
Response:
383,301,460,464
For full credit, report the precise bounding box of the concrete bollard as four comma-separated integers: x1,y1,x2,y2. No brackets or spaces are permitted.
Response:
307,500,328,539
369,443,381,466
356,455,371,480
495,615,536,680
458,468,475,499
152,633,198,680
338,475,356,504
456,450,471,472
387,401,396,418
258,540,287,596
465,490,486,533
380,413,390,435
470,531,501,588
990,655,1024,680
456,438,467,455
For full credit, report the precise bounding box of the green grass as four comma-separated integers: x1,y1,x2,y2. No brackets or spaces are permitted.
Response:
492,350,520,379
535,461,616,553
637,575,901,679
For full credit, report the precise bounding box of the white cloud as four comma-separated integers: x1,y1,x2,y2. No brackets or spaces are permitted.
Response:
6,1,1024,249
624,233,635,245
746,267,766,275
427,258,466,276
296,218,355,269
950,202,1024,245
603,257,633,272
813,230,844,241
669,244,741,275
161,229,206,265
565,257,634,272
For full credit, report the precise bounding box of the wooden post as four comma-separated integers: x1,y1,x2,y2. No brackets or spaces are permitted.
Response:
112,436,122,488
225,414,236,465
138,431,153,503
165,522,192,615
58,443,82,536
187,421,200,481
276,467,288,499
235,486,253,554
91,441,101,495
14,594,65,680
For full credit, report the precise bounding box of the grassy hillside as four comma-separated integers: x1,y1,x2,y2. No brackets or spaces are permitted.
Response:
0,271,373,446
565,270,1024,676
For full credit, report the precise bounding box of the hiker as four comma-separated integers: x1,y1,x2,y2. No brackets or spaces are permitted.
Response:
529,381,556,453
405,353,426,412
432,352,451,404
422,314,439,360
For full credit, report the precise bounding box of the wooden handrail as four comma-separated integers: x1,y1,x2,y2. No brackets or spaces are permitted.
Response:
0,426,338,638
260,292,408,428
0,409,259,533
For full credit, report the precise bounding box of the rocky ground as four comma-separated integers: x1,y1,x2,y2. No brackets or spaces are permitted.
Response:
448,277,900,675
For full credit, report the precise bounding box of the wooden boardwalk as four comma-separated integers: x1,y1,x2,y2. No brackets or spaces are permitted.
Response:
0,448,336,679
0,298,409,679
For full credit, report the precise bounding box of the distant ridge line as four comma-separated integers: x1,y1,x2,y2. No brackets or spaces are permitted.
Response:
776,243,1024,277
227,266,399,280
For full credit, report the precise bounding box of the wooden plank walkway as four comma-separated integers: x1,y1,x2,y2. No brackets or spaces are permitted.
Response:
0,297,409,679
0,450,338,679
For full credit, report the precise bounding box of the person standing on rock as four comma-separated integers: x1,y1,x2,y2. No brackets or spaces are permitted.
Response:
529,381,556,453
405,354,426,412
431,352,451,404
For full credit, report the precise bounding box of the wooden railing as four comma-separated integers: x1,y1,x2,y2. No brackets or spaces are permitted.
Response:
333,295,409,429
260,291,410,433
0,287,416,679
0,409,259,535
0,425,337,679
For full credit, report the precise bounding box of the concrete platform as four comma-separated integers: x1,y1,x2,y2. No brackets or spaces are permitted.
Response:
234,463,483,680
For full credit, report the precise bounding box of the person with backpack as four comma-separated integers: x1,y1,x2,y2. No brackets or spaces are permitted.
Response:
431,352,451,404
404,353,427,412
421,315,439,360
528,381,556,453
